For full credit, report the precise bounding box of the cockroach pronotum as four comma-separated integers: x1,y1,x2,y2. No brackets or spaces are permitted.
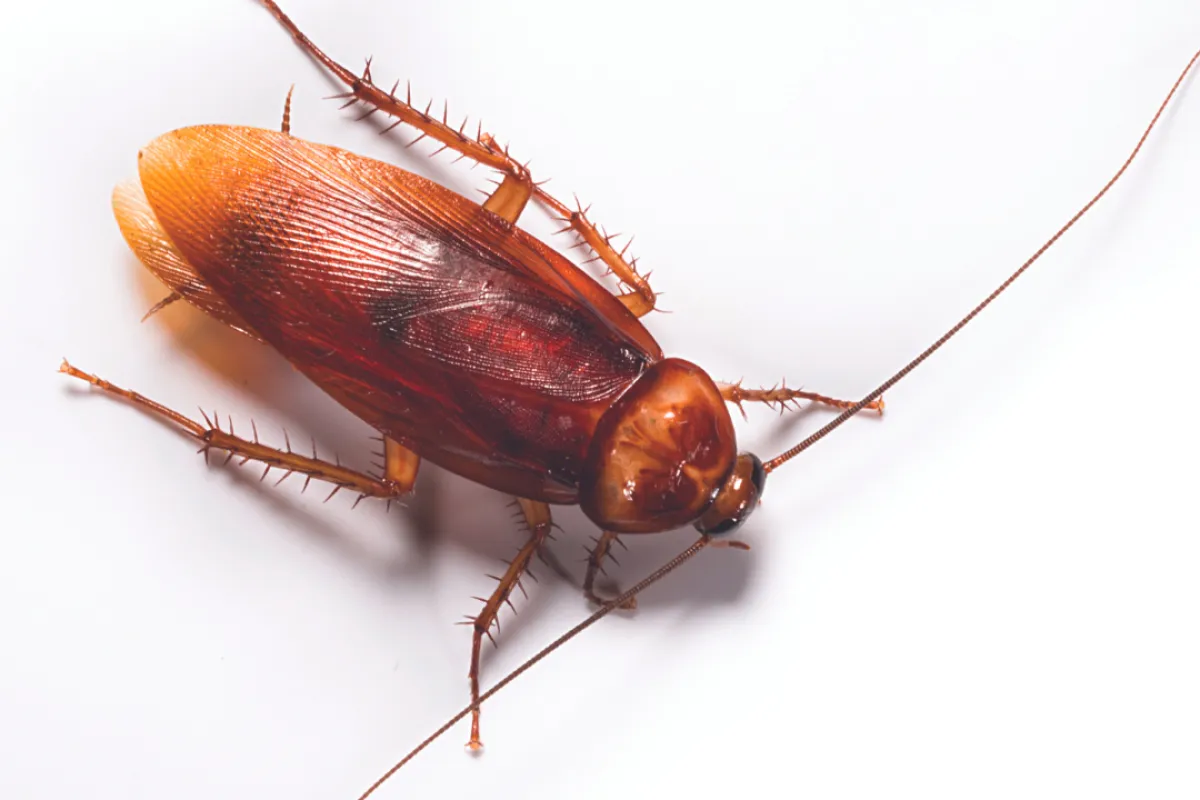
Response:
55,2,1198,797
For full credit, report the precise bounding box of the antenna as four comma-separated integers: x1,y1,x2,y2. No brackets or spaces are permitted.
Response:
764,47,1200,473
357,536,713,800
359,45,1199,798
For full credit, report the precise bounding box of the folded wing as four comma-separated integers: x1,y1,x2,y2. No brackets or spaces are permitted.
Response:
123,126,661,501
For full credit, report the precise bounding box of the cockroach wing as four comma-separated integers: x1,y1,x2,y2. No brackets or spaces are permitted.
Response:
113,180,261,341
131,125,662,502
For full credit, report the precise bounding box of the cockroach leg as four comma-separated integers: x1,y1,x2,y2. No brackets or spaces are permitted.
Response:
59,360,415,501
463,497,552,750
535,188,657,317
383,437,420,494
583,531,637,610
481,171,534,225
718,380,885,417
281,84,295,135
260,0,536,224
259,1,529,179
141,291,182,322
258,1,656,310
514,497,552,548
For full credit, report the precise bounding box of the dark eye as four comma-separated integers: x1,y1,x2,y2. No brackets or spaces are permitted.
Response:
694,453,767,535
705,511,749,536
748,453,766,496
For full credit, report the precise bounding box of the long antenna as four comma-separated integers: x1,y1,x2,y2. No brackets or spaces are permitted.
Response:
357,536,713,800
764,46,1200,473
356,44,1197,799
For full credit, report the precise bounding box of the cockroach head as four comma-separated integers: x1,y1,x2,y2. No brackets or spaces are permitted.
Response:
694,452,766,536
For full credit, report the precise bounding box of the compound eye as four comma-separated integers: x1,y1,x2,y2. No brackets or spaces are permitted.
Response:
747,453,766,496
704,509,750,536
694,453,766,536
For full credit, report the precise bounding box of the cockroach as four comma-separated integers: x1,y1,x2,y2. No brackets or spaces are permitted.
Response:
58,2,1198,796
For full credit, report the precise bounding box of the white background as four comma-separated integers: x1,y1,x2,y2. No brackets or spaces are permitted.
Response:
2,1,1199,798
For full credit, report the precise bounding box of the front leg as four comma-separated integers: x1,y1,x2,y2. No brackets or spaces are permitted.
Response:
584,531,637,610
719,381,885,417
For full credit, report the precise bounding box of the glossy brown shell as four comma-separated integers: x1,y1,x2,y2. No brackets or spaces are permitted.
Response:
122,125,664,502
579,359,738,533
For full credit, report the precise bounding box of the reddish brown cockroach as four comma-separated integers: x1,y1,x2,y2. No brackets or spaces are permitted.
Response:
57,2,1198,797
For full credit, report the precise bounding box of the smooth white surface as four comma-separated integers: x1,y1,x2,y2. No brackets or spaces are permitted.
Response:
3,2,1199,798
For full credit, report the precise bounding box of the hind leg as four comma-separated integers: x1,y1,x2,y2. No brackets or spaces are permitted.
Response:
258,0,656,316
60,360,419,503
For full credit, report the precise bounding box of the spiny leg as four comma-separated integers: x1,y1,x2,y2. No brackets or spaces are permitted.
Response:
60,360,418,502
141,291,182,322
719,381,885,417
584,531,637,610
462,497,552,750
258,0,652,310
382,437,421,493
281,84,296,135
535,190,656,317
481,167,533,225
260,0,526,174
